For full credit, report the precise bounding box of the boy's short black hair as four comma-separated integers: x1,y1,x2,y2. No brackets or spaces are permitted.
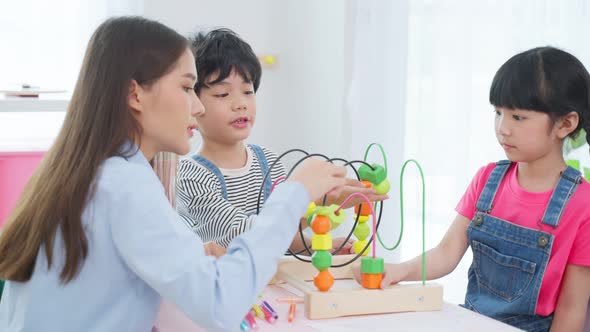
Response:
189,28,261,94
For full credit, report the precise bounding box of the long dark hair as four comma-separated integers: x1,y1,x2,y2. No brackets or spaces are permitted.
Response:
0,16,188,283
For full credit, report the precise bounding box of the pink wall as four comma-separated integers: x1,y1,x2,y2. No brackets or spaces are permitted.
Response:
0,152,44,227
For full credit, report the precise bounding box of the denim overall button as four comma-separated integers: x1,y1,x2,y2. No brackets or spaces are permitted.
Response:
538,236,549,247
474,215,483,226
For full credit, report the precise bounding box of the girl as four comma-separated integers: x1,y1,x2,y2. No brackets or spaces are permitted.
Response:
355,47,590,332
0,16,346,331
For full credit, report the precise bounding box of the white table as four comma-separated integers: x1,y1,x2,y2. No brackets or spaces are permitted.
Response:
154,284,522,332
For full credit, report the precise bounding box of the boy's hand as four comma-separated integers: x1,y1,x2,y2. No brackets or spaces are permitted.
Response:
332,237,354,255
322,178,389,209
203,241,226,258
352,263,408,289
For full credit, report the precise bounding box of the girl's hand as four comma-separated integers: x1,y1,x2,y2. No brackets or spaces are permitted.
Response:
352,263,409,289
331,237,355,255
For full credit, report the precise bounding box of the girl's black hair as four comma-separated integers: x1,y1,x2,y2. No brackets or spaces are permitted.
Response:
490,46,590,149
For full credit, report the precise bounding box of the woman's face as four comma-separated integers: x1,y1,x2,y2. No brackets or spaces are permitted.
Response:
131,48,205,160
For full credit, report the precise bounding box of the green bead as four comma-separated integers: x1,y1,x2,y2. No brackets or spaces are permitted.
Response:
306,213,314,227
358,164,387,185
327,204,346,229
373,179,390,195
353,222,371,241
312,250,332,271
314,206,332,216
361,256,384,274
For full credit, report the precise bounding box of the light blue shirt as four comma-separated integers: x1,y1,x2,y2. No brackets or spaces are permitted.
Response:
0,147,309,331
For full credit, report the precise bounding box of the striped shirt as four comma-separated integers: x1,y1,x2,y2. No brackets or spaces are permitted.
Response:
177,145,287,247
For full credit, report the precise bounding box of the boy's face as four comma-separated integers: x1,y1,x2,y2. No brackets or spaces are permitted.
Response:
196,70,256,145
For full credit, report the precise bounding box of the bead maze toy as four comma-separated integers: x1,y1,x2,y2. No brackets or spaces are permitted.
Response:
257,144,443,319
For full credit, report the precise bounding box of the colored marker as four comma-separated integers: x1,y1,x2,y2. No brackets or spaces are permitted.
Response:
245,312,258,330
262,300,278,319
252,304,265,319
276,297,304,304
260,305,276,324
240,320,251,332
288,303,296,322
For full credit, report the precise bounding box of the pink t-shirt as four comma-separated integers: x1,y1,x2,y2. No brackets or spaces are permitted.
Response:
456,162,590,316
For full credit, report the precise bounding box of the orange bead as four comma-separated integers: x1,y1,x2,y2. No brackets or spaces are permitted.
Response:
313,270,335,292
311,215,331,234
361,273,383,289
361,180,373,188
354,203,372,216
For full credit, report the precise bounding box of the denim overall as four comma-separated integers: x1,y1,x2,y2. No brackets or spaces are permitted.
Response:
191,144,273,204
464,160,582,332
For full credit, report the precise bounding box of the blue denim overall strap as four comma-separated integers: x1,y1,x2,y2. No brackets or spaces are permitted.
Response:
474,160,511,213
248,144,273,204
191,155,228,200
465,161,582,332
540,166,583,228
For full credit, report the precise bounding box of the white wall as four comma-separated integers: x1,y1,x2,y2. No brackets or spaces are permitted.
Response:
143,0,349,159
0,0,143,94
0,0,143,152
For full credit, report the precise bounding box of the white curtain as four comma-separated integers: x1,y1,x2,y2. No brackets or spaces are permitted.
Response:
345,0,410,263
348,0,590,304
405,0,590,218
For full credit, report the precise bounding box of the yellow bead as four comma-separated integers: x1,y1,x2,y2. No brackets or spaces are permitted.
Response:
353,240,370,256
355,215,370,223
327,204,346,229
306,202,316,218
312,234,332,251
374,179,390,195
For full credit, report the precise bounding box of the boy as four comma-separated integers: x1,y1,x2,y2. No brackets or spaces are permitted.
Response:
177,28,386,250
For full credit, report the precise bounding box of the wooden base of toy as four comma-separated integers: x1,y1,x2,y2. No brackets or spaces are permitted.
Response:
272,254,444,319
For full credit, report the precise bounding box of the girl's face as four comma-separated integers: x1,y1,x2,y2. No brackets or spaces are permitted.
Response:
195,70,257,146
130,48,204,160
494,107,562,162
